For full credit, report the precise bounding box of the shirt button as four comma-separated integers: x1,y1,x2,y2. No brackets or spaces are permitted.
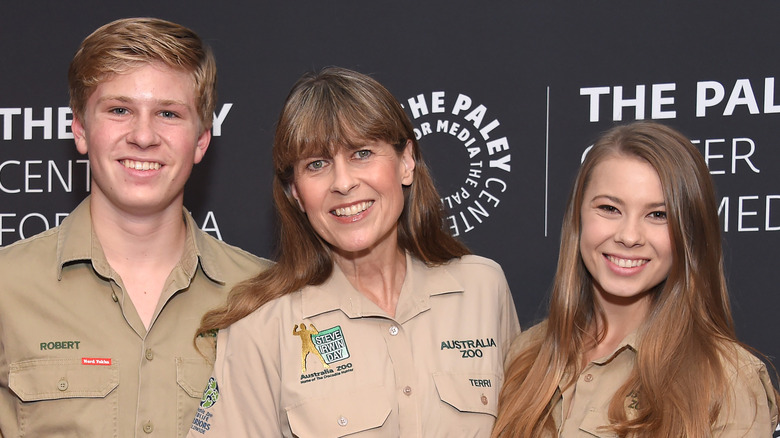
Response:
57,378,68,391
388,325,399,336
481,394,489,405
143,421,153,433
337,416,348,427
145,348,154,361
584,373,593,382
403,386,412,396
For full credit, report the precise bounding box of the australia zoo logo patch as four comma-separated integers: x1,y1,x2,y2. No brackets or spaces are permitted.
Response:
294,323,355,384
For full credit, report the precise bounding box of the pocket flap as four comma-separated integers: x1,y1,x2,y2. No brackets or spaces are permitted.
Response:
176,357,213,397
433,372,498,416
10,358,118,401
579,408,617,437
286,386,392,437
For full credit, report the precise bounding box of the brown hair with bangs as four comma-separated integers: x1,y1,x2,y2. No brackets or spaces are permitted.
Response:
68,17,217,130
197,66,469,336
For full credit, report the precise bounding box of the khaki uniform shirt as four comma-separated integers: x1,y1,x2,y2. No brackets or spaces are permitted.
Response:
511,322,779,437
0,197,271,438
187,254,521,437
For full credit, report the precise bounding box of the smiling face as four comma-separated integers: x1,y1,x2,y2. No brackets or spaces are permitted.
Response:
579,154,673,306
290,139,415,259
71,62,210,217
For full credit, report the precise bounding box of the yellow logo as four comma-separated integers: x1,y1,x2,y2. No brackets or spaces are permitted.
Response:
293,323,329,373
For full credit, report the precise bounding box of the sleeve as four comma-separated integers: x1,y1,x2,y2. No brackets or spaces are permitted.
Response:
712,352,779,437
496,265,522,363
187,318,284,437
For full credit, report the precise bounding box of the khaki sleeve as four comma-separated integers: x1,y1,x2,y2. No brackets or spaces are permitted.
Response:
187,318,283,437
713,354,778,437
499,274,522,357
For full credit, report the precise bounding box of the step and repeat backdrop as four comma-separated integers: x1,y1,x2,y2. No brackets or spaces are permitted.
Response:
2,2,778,389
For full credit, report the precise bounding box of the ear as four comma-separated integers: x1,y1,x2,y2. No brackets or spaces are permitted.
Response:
400,139,416,186
290,183,306,213
192,128,212,164
72,114,89,155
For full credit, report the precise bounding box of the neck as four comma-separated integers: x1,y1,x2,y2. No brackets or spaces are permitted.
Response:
89,194,188,270
585,288,651,362
333,244,407,318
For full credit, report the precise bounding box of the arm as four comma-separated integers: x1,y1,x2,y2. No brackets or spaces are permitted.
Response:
497,268,522,360
713,352,778,437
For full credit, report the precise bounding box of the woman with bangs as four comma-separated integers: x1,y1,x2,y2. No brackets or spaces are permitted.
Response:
187,66,520,437
492,121,778,437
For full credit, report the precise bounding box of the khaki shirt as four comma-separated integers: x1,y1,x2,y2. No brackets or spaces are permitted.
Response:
511,322,778,437
187,254,521,437
0,197,271,438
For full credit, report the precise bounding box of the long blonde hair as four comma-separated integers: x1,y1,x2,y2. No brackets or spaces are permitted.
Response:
493,121,771,436
197,67,468,336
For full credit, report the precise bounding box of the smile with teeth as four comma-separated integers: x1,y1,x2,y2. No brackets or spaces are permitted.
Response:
121,159,161,171
606,255,648,268
332,201,373,217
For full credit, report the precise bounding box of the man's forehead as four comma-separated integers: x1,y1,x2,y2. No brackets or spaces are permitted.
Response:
87,63,197,104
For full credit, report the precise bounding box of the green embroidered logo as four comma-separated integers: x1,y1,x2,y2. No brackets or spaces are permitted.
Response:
627,390,639,410
312,325,350,365
199,377,219,408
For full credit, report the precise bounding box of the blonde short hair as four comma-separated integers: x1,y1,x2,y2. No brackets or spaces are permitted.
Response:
68,17,217,130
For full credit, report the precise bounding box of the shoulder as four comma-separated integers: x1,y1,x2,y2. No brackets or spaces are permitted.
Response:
716,342,779,430
440,254,507,283
0,226,59,264
507,321,547,359
232,288,301,331
194,228,273,272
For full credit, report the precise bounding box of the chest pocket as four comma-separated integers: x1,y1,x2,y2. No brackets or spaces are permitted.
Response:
286,386,392,437
176,357,214,437
433,372,499,417
576,409,618,437
9,357,119,437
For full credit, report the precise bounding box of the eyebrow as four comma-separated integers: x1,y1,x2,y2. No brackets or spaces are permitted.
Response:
97,95,189,107
591,194,666,209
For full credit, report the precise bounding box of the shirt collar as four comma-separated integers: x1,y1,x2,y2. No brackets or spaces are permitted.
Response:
591,330,638,366
56,196,223,284
301,252,463,322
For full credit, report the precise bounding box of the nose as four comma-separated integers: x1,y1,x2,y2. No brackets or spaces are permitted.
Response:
329,159,358,194
125,113,160,148
615,217,644,247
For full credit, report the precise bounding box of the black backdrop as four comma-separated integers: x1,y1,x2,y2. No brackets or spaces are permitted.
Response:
2,2,778,410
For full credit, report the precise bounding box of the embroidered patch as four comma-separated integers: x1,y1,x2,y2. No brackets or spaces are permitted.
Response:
295,323,354,384
627,390,639,410
293,323,330,373
81,357,111,366
200,377,219,408
312,325,350,365
440,337,497,358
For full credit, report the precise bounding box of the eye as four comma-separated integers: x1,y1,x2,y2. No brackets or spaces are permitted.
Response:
648,210,667,221
110,107,128,116
597,204,619,214
354,149,372,159
306,160,326,171
159,110,178,119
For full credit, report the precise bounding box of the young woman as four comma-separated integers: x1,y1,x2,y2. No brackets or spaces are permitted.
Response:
187,67,520,437
493,122,778,437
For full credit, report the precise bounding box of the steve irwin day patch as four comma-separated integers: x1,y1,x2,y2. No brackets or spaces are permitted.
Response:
312,325,350,364
298,324,354,384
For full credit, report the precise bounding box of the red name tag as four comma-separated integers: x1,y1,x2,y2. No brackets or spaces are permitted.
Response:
81,357,112,366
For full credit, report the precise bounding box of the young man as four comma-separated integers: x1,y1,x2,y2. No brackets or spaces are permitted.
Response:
0,18,270,437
